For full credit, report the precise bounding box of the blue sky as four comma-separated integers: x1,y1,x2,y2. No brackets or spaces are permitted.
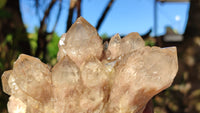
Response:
20,0,190,37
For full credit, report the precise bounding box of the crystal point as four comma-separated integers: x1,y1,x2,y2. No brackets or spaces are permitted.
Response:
107,47,178,113
13,54,52,103
106,33,121,60
57,16,103,67
52,55,81,113
1,70,12,95
120,32,145,55
8,96,26,113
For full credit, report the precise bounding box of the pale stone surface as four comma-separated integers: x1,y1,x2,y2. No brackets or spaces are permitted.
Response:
8,96,26,113
106,47,178,113
1,17,178,113
105,32,145,60
120,32,145,56
79,57,110,112
52,55,81,113
13,54,52,103
57,17,103,67
106,33,121,60
2,70,12,95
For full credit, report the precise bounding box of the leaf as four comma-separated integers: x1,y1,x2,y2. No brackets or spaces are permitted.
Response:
0,0,7,9
47,32,60,65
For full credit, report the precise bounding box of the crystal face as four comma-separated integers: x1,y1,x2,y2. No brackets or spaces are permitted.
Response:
1,17,178,113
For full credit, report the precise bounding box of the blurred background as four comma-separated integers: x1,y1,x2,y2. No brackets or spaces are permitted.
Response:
0,0,200,112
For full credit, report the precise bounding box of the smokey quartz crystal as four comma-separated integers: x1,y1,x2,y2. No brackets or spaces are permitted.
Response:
1,17,178,113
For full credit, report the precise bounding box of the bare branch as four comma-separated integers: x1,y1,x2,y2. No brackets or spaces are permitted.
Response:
47,0,63,43
52,0,62,32
39,0,56,33
76,0,81,18
36,0,57,60
35,0,39,16
66,0,77,31
96,0,115,31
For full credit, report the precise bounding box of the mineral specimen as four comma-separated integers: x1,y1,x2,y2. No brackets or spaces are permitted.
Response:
1,17,178,113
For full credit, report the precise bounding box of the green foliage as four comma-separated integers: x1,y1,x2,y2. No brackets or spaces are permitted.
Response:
101,33,109,40
0,61,3,71
1,33,13,46
0,34,13,71
26,29,60,65
0,9,11,19
0,0,7,8
28,32,38,55
145,39,155,46
6,34,13,43
46,33,60,65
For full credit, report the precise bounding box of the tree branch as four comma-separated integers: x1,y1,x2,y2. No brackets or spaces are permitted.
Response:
52,0,62,32
184,0,200,38
35,0,56,60
48,0,62,42
76,0,81,18
35,0,39,16
96,0,115,31
39,0,56,34
66,0,77,31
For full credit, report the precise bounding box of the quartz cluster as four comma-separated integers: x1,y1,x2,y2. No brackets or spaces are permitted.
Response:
1,17,178,113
